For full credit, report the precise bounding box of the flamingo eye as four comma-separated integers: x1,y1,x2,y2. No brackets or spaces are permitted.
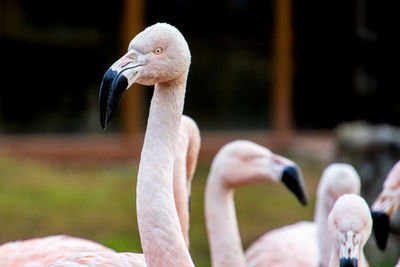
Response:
154,48,162,55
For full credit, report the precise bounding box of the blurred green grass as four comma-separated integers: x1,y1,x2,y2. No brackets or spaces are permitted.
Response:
0,155,394,266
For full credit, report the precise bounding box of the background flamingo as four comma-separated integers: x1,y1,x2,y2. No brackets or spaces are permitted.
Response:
50,22,194,266
245,163,361,267
204,140,308,267
327,194,372,267
370,160,400,265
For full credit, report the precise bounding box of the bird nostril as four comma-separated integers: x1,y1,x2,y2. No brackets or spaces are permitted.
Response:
121,59,132,68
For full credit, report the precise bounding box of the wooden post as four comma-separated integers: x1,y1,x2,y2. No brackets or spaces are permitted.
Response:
272,0,294,144
120,0,145,142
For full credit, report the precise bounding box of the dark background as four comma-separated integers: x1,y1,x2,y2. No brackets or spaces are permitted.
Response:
1,0,399,133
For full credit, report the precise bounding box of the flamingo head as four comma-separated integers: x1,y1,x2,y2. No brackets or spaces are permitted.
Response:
328,194,372,267
317,163,361,211
99,23,191,129
209,140,308,205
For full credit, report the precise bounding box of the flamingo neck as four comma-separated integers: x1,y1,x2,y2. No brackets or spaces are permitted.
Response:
137,73,194,267
205,172,247,267
173,130,191,247
315,197,332,267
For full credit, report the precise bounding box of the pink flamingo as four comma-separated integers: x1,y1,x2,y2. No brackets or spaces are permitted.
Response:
204,140,308,267
370,160,400,265
54,22,193,266
4,23,195,267
245,163,361,267
327,194,372,267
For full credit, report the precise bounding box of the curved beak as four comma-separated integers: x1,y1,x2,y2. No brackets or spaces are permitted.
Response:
338,231,360,267
371,189,396,251
371,211,390,250
99,49,143,129
281,165,308,205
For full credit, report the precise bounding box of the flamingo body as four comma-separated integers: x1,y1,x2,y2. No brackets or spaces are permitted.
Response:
48,252,146,267
0,235,114,267
245,222,317,267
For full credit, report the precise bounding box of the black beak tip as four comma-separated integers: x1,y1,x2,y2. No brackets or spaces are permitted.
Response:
99,68,128,130
340,258,358,267
371,211,390,250
100,109,110,130
281,165,308,206
100,111,110,130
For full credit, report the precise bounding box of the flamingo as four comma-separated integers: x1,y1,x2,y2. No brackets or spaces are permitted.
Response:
5,23,195,267
52,22,193,266
244,163,361,267
327,194,372,267
204,140,308,267
370,160,400,265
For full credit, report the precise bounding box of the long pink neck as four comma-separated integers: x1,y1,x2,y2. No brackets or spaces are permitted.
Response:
205,171,247,267
314,196,332,267
136,74,194,267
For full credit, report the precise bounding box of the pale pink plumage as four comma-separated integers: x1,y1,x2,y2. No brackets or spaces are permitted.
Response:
245,222,317,267
245,163,361,267
49,252,146,267
0,235,114,267
205,140,307,267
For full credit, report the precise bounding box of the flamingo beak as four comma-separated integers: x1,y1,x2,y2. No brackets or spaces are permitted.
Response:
371,211,390,250
370,189,396,251
340,258,358,267
281,165,308,205
99,49,143,129
338,231,360,267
